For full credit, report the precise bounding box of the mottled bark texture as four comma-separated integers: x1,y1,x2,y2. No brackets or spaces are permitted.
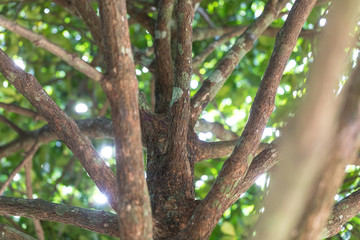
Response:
98,0,153,239
0,0,359,239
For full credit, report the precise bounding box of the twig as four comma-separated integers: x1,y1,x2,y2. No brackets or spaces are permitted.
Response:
25,155,45,240
0,143,38,195
0,114,27,135
0,102,45,121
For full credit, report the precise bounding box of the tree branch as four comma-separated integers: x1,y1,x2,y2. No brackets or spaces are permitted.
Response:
0,102,45,121
0,118,113,159
292,22,360,239
194,119,238,141
0,49,118,210
98,0,152,238
0,196,121,238
254,1,358,239
0,16,103,82
178,1,316,238
0,223,36,240
323,189,360,238
24,153,45,240
153,0,175,113
0,114,27,136
190,1,288,126
0,143,39,195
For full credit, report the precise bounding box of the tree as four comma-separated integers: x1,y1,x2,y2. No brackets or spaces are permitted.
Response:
0,0,359,239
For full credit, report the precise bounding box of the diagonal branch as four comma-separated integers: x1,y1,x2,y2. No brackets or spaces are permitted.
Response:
0,143,39,196
0,114,27,136
178,1,316,238
254,1,359,239
0,49,118,210
292,27,360,239
323,189,360,238
0,223,36,240
98,0,152,239
0,196,121,238
0,16,102,82
189,1,288,126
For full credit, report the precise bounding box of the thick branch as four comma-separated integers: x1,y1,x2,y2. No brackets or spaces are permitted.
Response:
293,22,360,239
323,189,360,238
0,49,117,210
0,16,102,82
98,0,152,239
0,196,120,238
179,1,315,238
254,1,358,239
168,0,193,157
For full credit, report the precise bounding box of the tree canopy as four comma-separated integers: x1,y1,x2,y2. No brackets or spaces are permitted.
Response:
0,0,360,239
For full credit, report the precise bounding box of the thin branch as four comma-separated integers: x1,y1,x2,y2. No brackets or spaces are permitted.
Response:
0,196,121,238
196,7,216,27
0,16,103,82
194,140,270,162
190,1,288,126
0,49,118,210
0,118,113,159
0,114,27,136
0,102,45,121
194,119,238,141
127,2,155,35
153,0,175,113
98,0,152,238
192,25,315,42
192,28,246,68
70,0,103,51
0,143,39,196
178,1,315,238
25,156,45,240
0,223,36,240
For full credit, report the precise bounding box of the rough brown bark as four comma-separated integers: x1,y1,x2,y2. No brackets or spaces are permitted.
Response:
178,1,316,238
98,0,153,239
